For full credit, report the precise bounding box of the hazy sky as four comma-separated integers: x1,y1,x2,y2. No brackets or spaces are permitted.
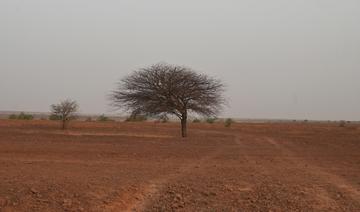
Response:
1,0,359,120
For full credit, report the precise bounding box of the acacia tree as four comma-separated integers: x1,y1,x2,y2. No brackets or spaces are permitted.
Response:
110,63,225,137
50,100,79,130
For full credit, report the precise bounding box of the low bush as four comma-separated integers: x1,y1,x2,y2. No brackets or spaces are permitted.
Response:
206,117,217,124
224,118,234,127
339,120,346,127
193,118,201,123
49,114,62,120
9,112,34,120
159,115,169,123
8,114,17,120
97,114,112,122
125,115,147,122
17,112,34,120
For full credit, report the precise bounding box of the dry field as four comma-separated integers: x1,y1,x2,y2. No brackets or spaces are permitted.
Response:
0,120,360,211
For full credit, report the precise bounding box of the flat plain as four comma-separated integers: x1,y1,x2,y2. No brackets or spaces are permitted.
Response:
0,120,359,211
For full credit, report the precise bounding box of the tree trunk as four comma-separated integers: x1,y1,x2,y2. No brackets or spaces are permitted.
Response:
181,112,187,138
62,119,66,130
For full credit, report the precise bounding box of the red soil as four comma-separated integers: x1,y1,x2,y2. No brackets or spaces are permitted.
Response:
0,120,359,211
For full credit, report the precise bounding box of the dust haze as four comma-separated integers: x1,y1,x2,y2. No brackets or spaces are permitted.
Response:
1,0,359,120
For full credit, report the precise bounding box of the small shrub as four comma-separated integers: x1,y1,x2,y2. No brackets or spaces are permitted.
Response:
49,114,61,120
17,112,34,120
339,120,346,127
8,114,17,120
85,117,92,122
97,114,110,122
193,118,201,123
206,117,217,124
224,118,234,127
159,115,169,123
125,115,147,122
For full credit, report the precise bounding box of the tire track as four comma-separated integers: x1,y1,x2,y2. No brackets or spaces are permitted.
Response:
107,146,226,211
264,136,360,204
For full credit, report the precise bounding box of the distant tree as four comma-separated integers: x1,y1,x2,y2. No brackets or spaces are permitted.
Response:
110,63,225,137
50,100,79,130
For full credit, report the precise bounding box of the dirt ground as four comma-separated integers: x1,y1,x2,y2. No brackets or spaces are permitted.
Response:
0,120,359,212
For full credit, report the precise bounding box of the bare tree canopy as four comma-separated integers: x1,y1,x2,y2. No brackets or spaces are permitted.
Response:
111,63,225,137
50,99,79,130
